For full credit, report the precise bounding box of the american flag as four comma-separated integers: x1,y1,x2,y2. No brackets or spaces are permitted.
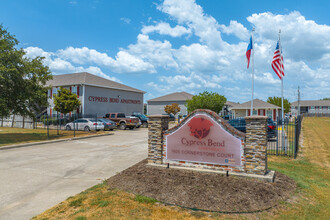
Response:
272,41,284,79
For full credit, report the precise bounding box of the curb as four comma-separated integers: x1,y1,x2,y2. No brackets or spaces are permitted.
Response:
0,133,114,151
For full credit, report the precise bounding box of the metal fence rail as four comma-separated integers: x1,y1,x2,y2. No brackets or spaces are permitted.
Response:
226,116,303,158
35,113,99,138
267,116,302,158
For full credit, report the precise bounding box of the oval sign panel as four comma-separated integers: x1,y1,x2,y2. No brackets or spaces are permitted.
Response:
166,114,242,166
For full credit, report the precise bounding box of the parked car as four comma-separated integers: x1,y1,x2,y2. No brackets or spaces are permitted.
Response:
65,118,104,131
97,118,117,131
103,113,139,130
228,117,277,139
131,113,149,128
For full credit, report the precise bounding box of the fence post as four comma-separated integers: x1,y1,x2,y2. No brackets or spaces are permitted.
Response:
56,112,60,136
294,118,297,159
59,113,61,131
47,114,49,139
276,119,278,156
73,114,76,137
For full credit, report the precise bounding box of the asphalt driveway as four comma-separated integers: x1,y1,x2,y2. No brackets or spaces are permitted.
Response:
0,128,148,220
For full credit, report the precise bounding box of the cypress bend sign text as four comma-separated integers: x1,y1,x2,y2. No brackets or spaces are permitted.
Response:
88,96,141,104
166,114,242,166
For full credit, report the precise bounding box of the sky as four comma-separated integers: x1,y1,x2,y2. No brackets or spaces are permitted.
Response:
1,0,329,103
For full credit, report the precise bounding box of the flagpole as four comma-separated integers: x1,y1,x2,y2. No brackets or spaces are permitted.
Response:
251,28,255,115
279,29,285,152
279,30,284,121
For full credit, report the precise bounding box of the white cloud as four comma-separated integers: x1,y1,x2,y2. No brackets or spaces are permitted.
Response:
111,50,156,73
255,72,280,85
158,0,224,49
174,43,229,73
58,46,114,65
23,47,121,82
247,11,330,62
219,20,249,40
120,17,131,24
25,46,53,60
142,22,191,37
127,34,178,70
58,46,155,73
147,72,222,96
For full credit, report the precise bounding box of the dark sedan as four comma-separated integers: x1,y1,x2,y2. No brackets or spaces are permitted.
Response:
98,118,117,131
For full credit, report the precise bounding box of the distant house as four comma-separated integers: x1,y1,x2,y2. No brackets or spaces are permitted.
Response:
290,100,330,116
229,99,281,121
221,101,240,117
147,92,193,115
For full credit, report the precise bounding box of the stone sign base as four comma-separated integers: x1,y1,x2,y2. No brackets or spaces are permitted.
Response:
147,163,275,182
148,110,275,183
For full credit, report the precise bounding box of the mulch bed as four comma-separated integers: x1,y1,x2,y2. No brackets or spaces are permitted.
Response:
107,159,296,213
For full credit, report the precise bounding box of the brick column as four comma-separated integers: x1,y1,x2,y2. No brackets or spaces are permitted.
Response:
245,116,268,175
148,115,169,164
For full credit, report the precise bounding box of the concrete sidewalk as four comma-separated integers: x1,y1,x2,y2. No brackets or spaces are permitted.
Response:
0,129,148,220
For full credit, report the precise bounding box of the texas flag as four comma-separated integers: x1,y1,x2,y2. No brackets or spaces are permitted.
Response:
246,36,253,69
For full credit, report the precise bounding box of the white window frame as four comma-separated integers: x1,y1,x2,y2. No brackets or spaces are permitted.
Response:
52,87,58,97
266,110,272,118
72,86,77,95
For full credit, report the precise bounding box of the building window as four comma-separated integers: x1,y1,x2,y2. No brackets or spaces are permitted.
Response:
72,86,77,95
253,110,257,115
315,106,319,110
266,110,272,118
52,87,58,97
311,106,315,110
291,106,295,109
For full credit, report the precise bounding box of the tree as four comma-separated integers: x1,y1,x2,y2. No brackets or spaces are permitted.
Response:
321,98,330,100
53,87,81,115
0,25,52,119
186,91,227,114
164,103,181,116
267,96,291,113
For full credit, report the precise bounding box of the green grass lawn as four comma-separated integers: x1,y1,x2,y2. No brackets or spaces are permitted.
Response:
0,127,103,147
33,117,330,219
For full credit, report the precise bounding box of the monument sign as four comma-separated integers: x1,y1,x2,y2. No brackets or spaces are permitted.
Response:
147,109,274,182
166,114,242,166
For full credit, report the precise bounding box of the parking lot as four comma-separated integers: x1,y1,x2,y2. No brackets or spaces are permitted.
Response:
0,128,148,220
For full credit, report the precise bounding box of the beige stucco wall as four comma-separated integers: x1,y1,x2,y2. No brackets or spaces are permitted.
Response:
233,109,246,118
